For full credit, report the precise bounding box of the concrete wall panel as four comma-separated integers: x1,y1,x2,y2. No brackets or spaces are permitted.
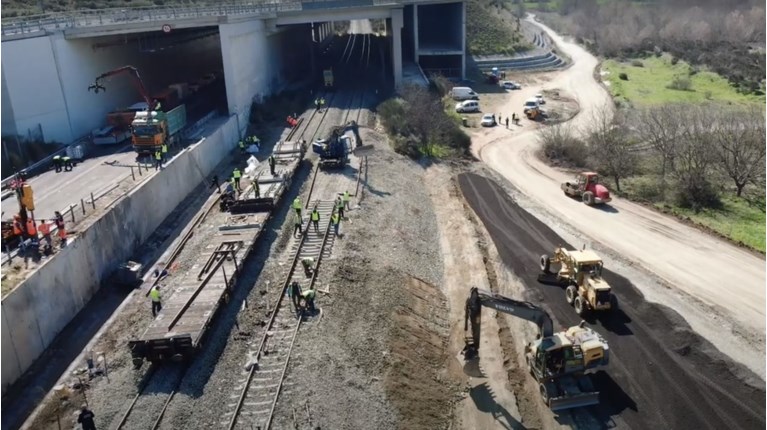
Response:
0,115,238,395
1,36,71,142
1,68,18,136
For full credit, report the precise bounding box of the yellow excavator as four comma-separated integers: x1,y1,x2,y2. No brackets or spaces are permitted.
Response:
462,287,610,412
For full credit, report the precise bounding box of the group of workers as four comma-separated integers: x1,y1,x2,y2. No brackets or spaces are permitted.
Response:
239,135,261,153
11,211,67,251
314,98,326,111
291,191,349,239
52,155,75,172
153,144,169,170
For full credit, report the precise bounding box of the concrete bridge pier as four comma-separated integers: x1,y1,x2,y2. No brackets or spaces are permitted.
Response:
391,8,404,89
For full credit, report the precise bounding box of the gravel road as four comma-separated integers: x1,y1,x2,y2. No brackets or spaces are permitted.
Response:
471,15,765,377
458,172,765,430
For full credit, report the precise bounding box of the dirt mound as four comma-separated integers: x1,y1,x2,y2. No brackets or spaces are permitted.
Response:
385,276,453,430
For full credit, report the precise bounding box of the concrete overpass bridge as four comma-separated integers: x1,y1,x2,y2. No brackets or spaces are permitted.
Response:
1,0,466,146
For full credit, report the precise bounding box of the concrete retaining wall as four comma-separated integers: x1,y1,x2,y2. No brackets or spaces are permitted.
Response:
0,115,239,395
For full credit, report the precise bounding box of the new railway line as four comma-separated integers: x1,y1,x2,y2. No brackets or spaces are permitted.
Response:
111,82,371,430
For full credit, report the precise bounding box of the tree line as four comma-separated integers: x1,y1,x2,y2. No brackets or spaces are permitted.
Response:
539,104,766,210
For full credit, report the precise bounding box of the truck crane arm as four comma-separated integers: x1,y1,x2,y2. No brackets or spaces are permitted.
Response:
463,287,554,359
88,66,158,110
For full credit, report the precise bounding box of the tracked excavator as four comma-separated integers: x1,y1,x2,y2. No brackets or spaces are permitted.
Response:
462,287,609,411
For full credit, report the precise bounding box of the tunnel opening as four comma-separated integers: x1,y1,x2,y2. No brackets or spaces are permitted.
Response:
83,26,228,141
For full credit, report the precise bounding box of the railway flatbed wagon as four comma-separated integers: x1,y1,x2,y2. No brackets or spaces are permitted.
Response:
129,139,306,365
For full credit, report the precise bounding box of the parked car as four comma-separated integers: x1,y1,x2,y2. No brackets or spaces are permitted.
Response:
480,114,497,127
450,87,480,101
502,81,521,90
535,93,546,104
455,100,481,113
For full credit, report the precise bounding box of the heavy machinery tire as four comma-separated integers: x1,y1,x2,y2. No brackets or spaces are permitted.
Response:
574,296,588,317
566,285,577,305
539,383,550,405
582,191,595,206
610,294,619,311
540,255,551,273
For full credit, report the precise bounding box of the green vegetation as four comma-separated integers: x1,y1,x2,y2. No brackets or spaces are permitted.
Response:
623,179,766,252
466,0,530,56
378,83,470,159
602,55,764,107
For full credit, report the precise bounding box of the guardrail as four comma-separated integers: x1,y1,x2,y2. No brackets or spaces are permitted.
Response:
1,134,91,191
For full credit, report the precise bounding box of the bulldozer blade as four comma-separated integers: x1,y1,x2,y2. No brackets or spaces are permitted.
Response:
352,145,375,156
549,391,600,412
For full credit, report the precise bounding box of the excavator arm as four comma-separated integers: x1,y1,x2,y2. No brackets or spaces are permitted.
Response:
463,287,554,359
88,66,158,110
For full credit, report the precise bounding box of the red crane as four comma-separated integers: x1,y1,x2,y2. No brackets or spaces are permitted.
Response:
88,65,159,111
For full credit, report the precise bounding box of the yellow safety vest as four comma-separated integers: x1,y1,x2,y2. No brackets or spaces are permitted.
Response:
149,288,161,302
311,211,319,221
239,141,245,148
233,169,241,179
343,191,350,202
336,199,344,209
332,213,339,224
162,144,168,153
293,198,301,209
155,151,162,160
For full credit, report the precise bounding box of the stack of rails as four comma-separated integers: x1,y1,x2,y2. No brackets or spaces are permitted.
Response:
129,139,307,365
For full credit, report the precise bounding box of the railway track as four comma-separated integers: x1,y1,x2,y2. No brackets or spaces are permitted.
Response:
112,90,340,430
224,200,337,429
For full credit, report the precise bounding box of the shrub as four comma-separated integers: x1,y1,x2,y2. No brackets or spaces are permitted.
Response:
618,73,629,81
671,56,679,65
538,123,589,167
631,59,644,67
667,76,692,91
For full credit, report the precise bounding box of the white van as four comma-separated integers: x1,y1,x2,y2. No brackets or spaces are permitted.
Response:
523,98,539,113
455,100,480,113
450,87,480,101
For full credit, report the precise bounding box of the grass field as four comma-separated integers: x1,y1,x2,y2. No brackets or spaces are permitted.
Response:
657,196,766,252
601,55,764,107
466,0,529,56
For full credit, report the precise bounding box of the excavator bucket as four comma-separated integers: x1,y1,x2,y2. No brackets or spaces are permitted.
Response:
549,391,600,412
352,144,375,157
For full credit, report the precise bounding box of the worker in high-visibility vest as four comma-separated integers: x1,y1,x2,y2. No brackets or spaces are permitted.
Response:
232,168,242,191
161,143,168,162
239,140,246,153
25,218,37,238
310,206,320,234
54,211,67,248
53,155,62,173
38,220,52,252
154,150,163,170
12,214,23,238
62,156,73,171
149,285,162,317
343,190,351,210
292,197,302,217
332,210,341,236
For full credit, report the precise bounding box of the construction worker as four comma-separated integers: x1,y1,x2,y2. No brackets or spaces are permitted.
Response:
310,206,320,234
505,117,509,128
268,155,276,176
335,196,344,219
302,257,315,277
38,220,52,254
211,175,221,193
25,218,37,239
161,143,168,162
252,179,260,198
319,97,326,110
154,150,163,170
293,212,303,238
53,155,62,173
12,214,23,239
331,210,340,236
292,197,302,217
301,287,316,314
314,98,320,111
232,168,242,191
77,405,96,430
62,156,73,171
289,281,302,312
149,284,162,317
54,211,67,247
343,190,351,210
239,140,246,153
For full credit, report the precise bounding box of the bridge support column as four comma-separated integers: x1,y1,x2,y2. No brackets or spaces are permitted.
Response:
413,5,419,64
392,8,404,89
461,0,466,79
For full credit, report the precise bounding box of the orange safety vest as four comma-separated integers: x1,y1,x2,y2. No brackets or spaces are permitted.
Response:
12,221,22,235
38,222,51,235
26,219,37,236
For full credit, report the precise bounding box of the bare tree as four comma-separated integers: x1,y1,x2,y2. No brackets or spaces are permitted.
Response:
671,106,719,209
713,106,766,197
538,121,588,166
585,105,637,191
636,105,685,182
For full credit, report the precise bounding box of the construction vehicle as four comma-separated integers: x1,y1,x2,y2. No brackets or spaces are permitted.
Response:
462,287,609,412
89,66,187,155
324,68,334,88
485,67,501,84
539,247,618,316
312,121,359,169
561,172,612,205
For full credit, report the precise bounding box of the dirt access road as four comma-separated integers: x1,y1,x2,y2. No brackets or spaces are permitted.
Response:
459,172,765,430
472,15,766,377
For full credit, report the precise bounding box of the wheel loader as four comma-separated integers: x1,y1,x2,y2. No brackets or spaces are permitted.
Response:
539,247,618,316
462,287,610,412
